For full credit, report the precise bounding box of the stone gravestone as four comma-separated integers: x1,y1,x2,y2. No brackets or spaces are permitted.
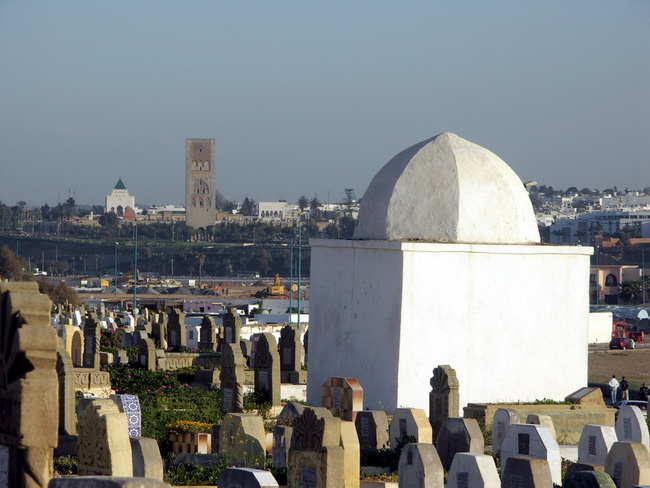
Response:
397,443,444,488
130,436,164,481
0,282,58,488
429,365,459,437
500,424,561,486
279,325,307,384
219,413,267,469
220,341,246,413
355,410,389,449
77,398,133,476
526,414,557,440
57,339,77,436
254,333,281,406
578,424,618,467
218,467,279,488
446,452,500,488
616,405,650,449
110,394,142,437
223,307,241,344
167,307,187,349
435,417,484,471
138,338,157,371
500,456,553,488
273,424,293,469
83,313,102,369
389,408,433,449
491,408,521,456
287,408,348,488
562,470,615,488
152,311,167,350
198,316,217,351
605,441,650,488
322,376,363,422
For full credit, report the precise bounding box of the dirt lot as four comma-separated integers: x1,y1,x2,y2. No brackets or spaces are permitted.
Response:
589,343,650,390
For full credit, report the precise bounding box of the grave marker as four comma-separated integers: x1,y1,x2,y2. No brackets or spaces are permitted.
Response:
605,441,650,488
254,333,281,406
615,405,650,449
0,282,58,488
500,424,561,486
220,341,245,413
435,418,484,471
578,424,617,467
389,408,432,449
429,365,460,436
397,443,444,488
322,377,363,422
355,410,389,449
447,453,500,488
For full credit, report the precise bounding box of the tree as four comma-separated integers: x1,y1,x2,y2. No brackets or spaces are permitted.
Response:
240,197,257,216
297,195,309,211
196,253,206,286
63,197,76,219
309,196,321,219
344,189,356,218
0,246,32,281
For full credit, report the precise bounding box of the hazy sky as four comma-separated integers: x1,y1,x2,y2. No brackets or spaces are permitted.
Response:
1,0,649,207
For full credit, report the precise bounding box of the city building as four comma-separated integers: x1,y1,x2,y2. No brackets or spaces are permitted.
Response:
105,179,135,217
185,138,216,230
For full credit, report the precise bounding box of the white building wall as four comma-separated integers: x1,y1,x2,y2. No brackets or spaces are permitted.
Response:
589,312,613,344
307,239,592,412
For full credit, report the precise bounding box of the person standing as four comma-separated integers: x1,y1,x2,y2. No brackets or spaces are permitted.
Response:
639,383,650,401
609,375,620,405
621,376,630,401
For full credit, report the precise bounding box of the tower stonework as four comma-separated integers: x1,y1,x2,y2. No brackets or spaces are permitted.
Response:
185,138,216,230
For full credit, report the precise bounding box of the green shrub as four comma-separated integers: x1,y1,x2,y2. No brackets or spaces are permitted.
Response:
54,455,78,475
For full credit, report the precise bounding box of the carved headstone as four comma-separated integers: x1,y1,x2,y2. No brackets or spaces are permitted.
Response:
279,325,306,384
435,418,484,471
500,424,561,486
500,456,553,488
0,282,58,488
56,340,77,435
83,313,102,369
152,311,167,350
447,453,500,488
492,408,521,456
219,413,267,469
198,316,217,351
77,398,133,476
223,307,241,344
287,408,352,488
322,376,363,422
398,443,444,488
138,338,157,371
429,365,459,436
615,405,650,449
390,408,432,449
254,333,281,406
167,307,186,349
604,441,650,488
578,424,617,466
355,410,389,449
220,341,245,413
273,425,293,469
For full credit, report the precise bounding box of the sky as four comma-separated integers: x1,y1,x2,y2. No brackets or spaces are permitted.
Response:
1,0,649,207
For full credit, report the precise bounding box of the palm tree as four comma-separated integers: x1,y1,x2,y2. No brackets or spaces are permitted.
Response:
297,195,309,212
196,253,206,287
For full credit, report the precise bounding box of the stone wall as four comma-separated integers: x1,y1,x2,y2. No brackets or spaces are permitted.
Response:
463,403,615,445
157,352,220,371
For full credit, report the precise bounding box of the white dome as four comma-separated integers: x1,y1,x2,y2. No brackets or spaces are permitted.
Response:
353,133,540,244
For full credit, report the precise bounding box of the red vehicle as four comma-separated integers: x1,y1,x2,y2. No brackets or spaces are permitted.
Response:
612,321,644,343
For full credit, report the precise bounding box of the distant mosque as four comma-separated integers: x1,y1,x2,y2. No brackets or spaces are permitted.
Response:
105,179,136,221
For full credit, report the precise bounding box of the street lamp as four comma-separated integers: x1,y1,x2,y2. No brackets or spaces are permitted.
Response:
114,242,118,299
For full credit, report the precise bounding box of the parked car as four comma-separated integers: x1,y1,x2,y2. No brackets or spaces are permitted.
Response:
609,337,636,350
615,400,648,417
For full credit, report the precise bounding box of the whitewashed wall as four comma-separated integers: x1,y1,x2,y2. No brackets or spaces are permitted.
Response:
307,239,592,412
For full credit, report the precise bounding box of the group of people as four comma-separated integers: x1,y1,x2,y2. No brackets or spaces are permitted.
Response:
608,374,650,404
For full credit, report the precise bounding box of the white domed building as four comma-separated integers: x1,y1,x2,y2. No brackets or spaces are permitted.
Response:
307,133,592,411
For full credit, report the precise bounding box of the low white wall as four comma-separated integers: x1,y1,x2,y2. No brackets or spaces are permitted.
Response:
588,312,613,344
307,239,592,413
